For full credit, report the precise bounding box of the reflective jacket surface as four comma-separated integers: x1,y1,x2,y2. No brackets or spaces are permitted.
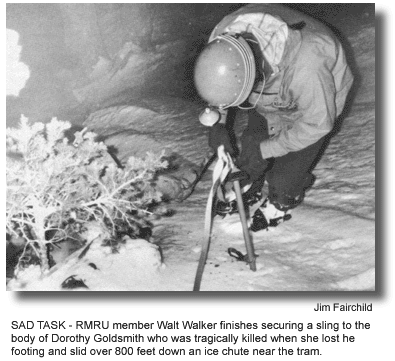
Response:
210,4,354,158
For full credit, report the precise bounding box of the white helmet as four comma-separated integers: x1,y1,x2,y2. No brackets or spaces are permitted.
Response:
194,34,256,109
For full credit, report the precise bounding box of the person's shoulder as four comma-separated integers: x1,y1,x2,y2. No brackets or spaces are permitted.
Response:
297,29,339,64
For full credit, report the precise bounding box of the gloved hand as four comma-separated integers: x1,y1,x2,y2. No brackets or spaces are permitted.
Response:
208,123,237,156
237,130,270,182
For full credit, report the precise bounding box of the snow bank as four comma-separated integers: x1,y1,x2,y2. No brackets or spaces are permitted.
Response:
6,29,30,96
7,237,164,291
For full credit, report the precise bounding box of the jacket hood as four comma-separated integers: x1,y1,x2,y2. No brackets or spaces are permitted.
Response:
210,13,289,74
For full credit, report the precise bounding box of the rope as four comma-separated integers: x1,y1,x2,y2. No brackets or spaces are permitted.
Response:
193,146,231,291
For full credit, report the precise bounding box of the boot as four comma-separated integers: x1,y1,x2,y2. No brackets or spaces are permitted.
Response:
250,198,292,232
215,182,264,217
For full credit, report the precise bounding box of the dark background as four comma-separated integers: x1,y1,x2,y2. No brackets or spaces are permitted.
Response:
6,3,374,128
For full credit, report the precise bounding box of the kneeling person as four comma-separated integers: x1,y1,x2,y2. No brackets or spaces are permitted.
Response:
194,5,354,231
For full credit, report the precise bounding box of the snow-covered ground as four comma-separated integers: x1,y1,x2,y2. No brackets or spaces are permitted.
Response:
8,10,375,292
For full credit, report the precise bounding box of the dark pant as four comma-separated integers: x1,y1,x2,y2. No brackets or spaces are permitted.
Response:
241,109,326,211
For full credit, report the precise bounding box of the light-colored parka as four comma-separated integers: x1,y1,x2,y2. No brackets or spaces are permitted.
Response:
210,4,354,158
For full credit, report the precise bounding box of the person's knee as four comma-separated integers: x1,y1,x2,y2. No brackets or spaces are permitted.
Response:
268,182,307,211
267,172,316,211
269,193,303,212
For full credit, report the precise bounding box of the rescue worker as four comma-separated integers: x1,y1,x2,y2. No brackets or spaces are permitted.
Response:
194,4,354,231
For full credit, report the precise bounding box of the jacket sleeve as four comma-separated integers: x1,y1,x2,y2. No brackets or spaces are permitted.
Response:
259,58,337,158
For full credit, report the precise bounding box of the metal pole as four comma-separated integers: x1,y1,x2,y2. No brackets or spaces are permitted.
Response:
233,179,257,271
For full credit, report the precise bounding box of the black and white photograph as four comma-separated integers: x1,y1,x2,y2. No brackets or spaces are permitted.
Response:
6,3,375,292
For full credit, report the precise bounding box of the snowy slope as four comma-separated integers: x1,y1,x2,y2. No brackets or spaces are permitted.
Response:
8,10,375,292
